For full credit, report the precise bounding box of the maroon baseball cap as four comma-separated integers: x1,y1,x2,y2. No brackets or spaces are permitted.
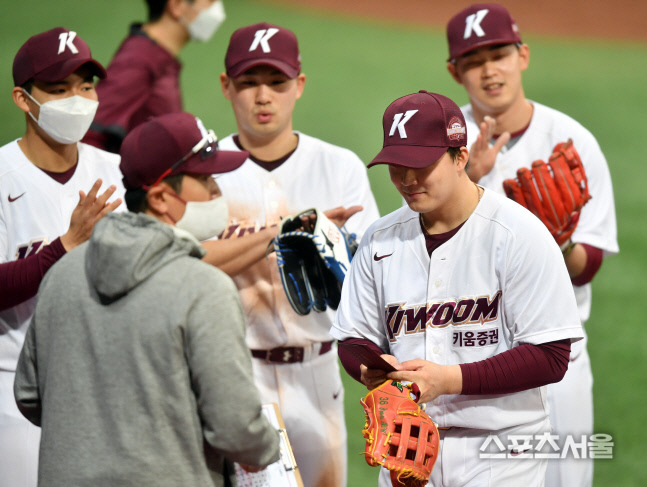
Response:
225,22,301,78
12,27,106,87
369,91,467,169
446,4,522,62
119,112,249,190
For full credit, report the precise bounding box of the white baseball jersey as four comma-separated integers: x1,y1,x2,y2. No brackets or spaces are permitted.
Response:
462,101,618,323
331,189,583,430
216,131,379,487
0,140,125,372
216,132,380,349
463,101,616,487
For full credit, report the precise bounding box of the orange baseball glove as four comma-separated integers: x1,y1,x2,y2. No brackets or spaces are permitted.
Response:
503,139,591,247
361,380,439,487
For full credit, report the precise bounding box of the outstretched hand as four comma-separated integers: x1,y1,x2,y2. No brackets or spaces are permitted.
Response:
60,179,122,251
324,205,363,228
387,359,462,404
292,206,363,233
466,116,510,182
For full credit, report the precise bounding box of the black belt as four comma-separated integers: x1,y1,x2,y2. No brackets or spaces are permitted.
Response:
251,341,334,363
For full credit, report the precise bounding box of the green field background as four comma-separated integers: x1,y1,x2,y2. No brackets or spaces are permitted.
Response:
2,1,646,485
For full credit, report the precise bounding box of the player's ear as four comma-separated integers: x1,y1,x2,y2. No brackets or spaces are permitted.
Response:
145,184,171,216
518,44,530,72
456,147,469,171
219,73,231,100
166,0,186,20
12,87,32,114
447,62,462,84
295,73,306,100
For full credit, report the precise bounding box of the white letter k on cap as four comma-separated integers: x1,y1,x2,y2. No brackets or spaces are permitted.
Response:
389,110,418,139
249,28,279,53
58,31,78,55
464,9,489,39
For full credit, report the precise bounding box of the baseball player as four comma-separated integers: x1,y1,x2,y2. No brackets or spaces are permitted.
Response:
0,28,124,487
204,22,380,487
83,0,227,153
445,5,618,485
331,91,584,487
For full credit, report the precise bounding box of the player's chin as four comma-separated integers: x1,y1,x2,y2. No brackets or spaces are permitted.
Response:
252,121,279,135
403,192,425,208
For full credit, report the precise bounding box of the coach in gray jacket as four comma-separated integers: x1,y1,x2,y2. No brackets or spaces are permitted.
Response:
14,112,279,487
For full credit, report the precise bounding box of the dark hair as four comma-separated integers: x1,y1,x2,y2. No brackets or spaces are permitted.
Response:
448,146,472,170
21,80,33,94
447,146,462,160
125,174,184,213
145,0,195,21
145,0,169,21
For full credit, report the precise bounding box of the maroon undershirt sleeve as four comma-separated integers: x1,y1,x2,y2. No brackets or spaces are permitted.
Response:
571,243,603,286
338,338,385,384
0,238,66,311
460,339,571,395
339,338,571,395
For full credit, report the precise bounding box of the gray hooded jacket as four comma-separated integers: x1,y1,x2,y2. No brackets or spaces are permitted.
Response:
14,212,279,486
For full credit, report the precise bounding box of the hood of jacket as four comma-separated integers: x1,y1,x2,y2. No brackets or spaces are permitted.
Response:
85,212,206,300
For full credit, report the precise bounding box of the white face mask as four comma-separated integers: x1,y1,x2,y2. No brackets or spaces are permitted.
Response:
185,1,226,42
24,90,98,144
175,196,229,241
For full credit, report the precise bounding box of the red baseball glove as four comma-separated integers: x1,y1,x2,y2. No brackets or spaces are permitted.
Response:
361,380,439,487
502,139,591,247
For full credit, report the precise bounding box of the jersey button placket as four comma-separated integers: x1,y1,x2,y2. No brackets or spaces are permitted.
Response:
266,180,277,213
426,255,448,411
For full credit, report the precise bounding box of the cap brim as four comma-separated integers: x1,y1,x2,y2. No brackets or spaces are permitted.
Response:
368,145,448,169
36,58,107,82
227,59,299,79
449,39,521,62
180,149,249,177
